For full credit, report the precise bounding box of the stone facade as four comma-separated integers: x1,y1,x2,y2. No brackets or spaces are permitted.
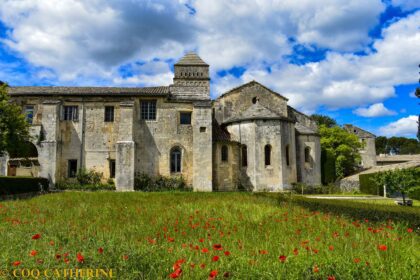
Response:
3,52,322,191
344,124,377,168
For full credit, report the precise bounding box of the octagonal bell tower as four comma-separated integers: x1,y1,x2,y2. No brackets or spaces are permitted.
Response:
171,52,210,100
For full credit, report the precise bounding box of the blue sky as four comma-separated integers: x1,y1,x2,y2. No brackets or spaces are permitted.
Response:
0,0,419,138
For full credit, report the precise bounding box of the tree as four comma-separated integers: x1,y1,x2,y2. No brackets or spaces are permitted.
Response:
311,114,337,128
375,136,388,155
371,168,419,205
376,136,420,155
0,83,31,156
319,125,363,180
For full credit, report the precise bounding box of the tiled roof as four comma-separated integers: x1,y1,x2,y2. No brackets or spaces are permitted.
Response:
223,102,293,124
8,86,170,96
175,52,208,66
213,120,231,142
295,123,318,135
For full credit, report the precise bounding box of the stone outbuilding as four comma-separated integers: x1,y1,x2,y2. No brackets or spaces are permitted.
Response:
1,52,322,191
344,124,377,168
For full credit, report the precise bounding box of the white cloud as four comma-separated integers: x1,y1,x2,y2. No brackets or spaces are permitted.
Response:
379,115,419,137
113,61,173,86
391,0,420,11
353,103,397,117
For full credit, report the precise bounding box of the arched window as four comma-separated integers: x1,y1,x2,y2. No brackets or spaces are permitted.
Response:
264,144,271,166
221,145,228,162
285,145,290,166
241,145,248,167
170,147,182,173
304,147,311,163
252,97,258,104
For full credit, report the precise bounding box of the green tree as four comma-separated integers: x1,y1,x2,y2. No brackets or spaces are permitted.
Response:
0,83,31,156
375,136,388,155
310,114,337,128
319,125,363,179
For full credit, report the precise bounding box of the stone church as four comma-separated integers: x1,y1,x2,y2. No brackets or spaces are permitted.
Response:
1,52,321,191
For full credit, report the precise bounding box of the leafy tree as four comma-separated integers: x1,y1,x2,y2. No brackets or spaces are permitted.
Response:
319,125,363,179
311,114,337,128
371,168,420,205
376,136,420,155
375,136,388,155
0,83,31,156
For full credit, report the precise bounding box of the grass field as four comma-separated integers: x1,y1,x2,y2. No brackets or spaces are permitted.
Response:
0,192,419,279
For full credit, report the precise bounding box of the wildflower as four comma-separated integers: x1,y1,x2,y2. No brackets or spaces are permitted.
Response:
30,250,37,257
293,248,299,255
279,255,287,263
168,237,175,242
212,256,220,262
213,244,223,250
313,265,319,273
378,244,387,251
55,254,61,260
259,250,268,255
199,238,205,243
76,253,84,263
328,276,336,280
354,258,361,263
328,245,334,251
13,261,21,267
202,248,209,253
32,233,41,240
209,270,218,278
98,247,104,254
49,240,55,246
200,263,206,269
407,228,413,233
224,251,231,256
169,268,182,279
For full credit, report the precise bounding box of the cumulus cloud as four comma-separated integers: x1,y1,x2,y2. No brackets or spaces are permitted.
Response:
391,0,420,11
353,103,397,117
378,115,418,137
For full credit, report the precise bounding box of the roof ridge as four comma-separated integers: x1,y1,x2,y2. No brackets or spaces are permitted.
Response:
217,80,288,101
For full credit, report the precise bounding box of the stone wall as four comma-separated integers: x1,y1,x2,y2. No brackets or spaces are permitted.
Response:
296,134,321,186
212,142,240,191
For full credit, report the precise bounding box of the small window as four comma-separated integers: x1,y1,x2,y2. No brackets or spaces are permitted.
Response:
285,145,290,166
304,147,311,163
104,106,114,122
24,105,34,124
252,97,258,104
200,127,206,132
109,159,116,178
170,147,182,173
180,112,192,125
221,145,228,162
141,100,157,120
265,144,271,166
241,145,248,167
68,159,77,178
63,106,78,121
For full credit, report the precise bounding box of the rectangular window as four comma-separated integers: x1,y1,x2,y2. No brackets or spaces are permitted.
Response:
180,112,191,125
63,106,78,121
24,105,34,124
109,159,116,178
68,159,77,178
104,106,114,122
140,100,157,120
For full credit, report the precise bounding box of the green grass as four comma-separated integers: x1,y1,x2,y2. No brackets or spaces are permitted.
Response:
0,192,419,279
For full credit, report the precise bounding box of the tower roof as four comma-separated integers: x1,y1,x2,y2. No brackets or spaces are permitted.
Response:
175,52,208,66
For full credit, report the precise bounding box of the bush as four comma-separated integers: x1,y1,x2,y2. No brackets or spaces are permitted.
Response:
278,195,420,227
76,168,102,185
134,173,191,192
0,176,49,195
291,183,341,195
407,186,420,200
359,173,383,195
55,180,115,191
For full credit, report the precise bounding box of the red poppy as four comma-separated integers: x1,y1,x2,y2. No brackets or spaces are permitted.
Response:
199,238,205,243
49,240,55,246
168,237,175,242
353,258,361,263
12,261,21,267
200,263,206,269
224,251,231,256
279,255,287,263
123,255,129,260
212,255,220,262
213,244,223,250
328,245,334,251
169,268,182,279
202,248,209,253
76,253,84,263
30,250,37,257
313,265,319,273
407,228,413,233
32,233,41,240
259,250,268,255
378,244,387,251
55,254,61,260
98,247,104,254
328,276,336,280
209,270,218,278
293,248,299,255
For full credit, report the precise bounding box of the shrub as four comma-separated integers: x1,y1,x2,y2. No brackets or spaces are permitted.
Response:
76,168,102,185
359,173,383,195
55,180,115,191
0,176,49,195
134,173,191,192
291,183,340,195
407,186,420,200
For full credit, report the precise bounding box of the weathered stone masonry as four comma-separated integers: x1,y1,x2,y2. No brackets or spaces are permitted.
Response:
2,52,322,191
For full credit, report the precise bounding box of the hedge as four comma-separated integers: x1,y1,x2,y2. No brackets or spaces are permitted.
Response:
359,173,383,196
0,176,49,195
408,186,420,200
321,149,336,185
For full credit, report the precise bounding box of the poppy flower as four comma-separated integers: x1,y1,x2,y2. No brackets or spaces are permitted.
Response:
313,265,319,273
98,247,104,254
407,228,413,233
213,244,223,250
259,250,268,255
12,261,21,267
293,248,299,255
224,251,231,256
168,237,175,242
202,248,209,253
200,263,206,269
212,256,220,262
328,276,336,280
199,238,205,243
209,270,218,278
49,240,55,246
123,255,129,260
76,253,84,263
328,245,334,251
32,233,41,240
279,255,287,263
378,244,387,251
353,258,361,263
169,268,182,279
30,250,37,257
64,258,70,264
